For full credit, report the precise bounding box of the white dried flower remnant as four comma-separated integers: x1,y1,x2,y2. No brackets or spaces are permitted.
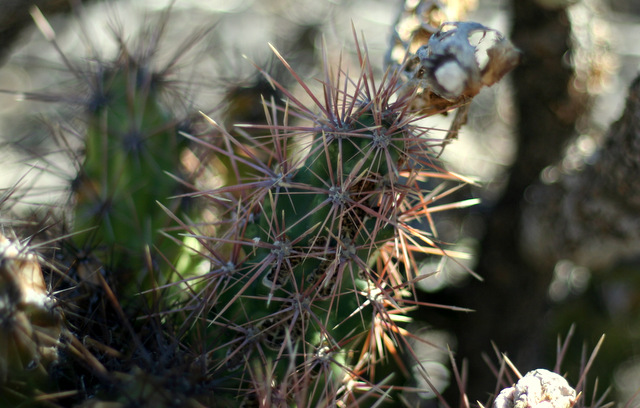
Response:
493,369,578,408
433,60,467,98
395,21,520,118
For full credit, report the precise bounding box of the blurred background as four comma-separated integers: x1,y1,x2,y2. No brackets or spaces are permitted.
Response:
1,0,640,406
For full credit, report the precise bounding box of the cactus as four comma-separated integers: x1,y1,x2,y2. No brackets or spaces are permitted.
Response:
0,7,214,406
178,25,515,403
69,47,192,303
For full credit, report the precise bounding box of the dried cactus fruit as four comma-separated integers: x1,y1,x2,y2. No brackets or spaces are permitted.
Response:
493,369,578,408
399,21,521,115
386,0,478,69
387,2,520,145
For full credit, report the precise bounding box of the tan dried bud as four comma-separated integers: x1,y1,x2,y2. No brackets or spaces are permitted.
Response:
0,232,63,384
481,37,522,88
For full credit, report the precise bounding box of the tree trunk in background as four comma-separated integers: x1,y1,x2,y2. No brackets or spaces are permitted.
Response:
424,0,586,401
523,74,640,273
521,72,640,393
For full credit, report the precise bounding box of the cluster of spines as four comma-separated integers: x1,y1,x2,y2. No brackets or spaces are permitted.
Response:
171,38,474,406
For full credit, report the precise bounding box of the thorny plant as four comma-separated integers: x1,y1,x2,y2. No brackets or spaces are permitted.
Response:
0,1,613,407
169,44,478,405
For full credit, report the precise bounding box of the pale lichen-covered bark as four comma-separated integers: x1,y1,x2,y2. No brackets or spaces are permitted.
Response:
522,74,640,272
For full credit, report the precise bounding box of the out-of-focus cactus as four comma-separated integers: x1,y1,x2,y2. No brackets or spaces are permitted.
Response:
0,7,212,406
70,50,191,300
6,8,207,309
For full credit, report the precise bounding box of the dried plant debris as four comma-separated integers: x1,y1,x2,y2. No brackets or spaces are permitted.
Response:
386,0,478,68
493,369,578,408
398,22,521,115
387,1,520,150
0,232,63,387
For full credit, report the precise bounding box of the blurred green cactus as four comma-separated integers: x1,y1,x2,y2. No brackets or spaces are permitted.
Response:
71,52,189,299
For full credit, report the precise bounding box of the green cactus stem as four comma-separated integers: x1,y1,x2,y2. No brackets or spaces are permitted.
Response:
179,32,489,405
70,51,192,303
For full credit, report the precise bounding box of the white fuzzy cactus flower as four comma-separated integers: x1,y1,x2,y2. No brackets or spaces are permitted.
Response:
493,369,578,408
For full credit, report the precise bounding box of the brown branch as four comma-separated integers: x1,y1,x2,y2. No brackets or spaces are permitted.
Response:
423,0,585,402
